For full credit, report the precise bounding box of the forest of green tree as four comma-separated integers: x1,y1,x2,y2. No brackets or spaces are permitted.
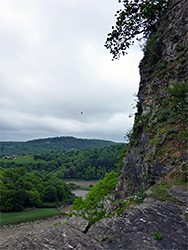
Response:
0,144,127,212
1,144,125,180
0,167,75,212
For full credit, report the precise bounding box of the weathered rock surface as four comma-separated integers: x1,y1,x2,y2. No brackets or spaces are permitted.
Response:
68,215,90,233
88,197,188,250
0,223,103,250
167,186,188,203
116,0,188,191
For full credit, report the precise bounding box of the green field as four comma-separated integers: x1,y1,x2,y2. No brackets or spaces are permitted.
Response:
0,208,65,226
0,155,47,164
11,156,35,163
1,155,33,163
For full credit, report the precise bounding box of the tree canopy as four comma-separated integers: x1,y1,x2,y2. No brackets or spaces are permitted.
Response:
105,0,170,59
1,144,126,180
0,136,116,156
0,167,74,212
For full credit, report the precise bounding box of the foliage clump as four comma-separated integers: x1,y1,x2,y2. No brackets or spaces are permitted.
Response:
68,171,118,225
68,172,148,224
0,167,75,212
105,0,170,59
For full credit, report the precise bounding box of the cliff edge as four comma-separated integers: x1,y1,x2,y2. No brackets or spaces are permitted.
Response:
117,0,188,193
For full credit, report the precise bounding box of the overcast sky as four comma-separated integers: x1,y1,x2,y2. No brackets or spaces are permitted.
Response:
0,0,143,142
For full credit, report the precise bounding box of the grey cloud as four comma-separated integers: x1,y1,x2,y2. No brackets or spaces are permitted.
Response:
0,0,143,142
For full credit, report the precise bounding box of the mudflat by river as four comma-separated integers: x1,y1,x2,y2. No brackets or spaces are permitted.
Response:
65,180,98,199
72,189,89,199
65,180,98,187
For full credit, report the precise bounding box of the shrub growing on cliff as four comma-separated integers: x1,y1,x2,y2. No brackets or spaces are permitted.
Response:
68,171,118,225
105,0,170,59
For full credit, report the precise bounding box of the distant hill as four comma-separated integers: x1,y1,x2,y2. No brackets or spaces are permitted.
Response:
0,136,117,156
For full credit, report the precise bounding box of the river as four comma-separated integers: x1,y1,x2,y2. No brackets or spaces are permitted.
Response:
65,180,98,199
65,180,98,187
59,180,98,213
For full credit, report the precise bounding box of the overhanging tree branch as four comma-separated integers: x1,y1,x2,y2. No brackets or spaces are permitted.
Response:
105,0,170,59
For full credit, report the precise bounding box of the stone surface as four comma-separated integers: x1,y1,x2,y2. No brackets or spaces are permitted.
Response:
88,197,188,250
67,215,90,233
167,186,188,204
0,224,103,250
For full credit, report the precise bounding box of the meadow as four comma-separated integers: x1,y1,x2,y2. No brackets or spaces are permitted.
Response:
1,208,64,226
1,155,45,164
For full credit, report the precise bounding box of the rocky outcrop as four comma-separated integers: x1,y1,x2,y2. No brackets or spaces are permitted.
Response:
0,217,103,250
117,0,188,192
89,197,188,250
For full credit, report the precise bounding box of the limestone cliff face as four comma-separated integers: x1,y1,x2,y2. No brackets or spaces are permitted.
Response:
117,0,188,193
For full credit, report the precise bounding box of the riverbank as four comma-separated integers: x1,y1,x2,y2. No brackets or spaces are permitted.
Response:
65,180,98,187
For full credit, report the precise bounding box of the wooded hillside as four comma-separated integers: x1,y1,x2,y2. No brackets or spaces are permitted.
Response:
0,136,117,156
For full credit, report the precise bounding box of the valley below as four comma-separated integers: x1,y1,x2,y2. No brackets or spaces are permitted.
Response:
0,180,96,243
